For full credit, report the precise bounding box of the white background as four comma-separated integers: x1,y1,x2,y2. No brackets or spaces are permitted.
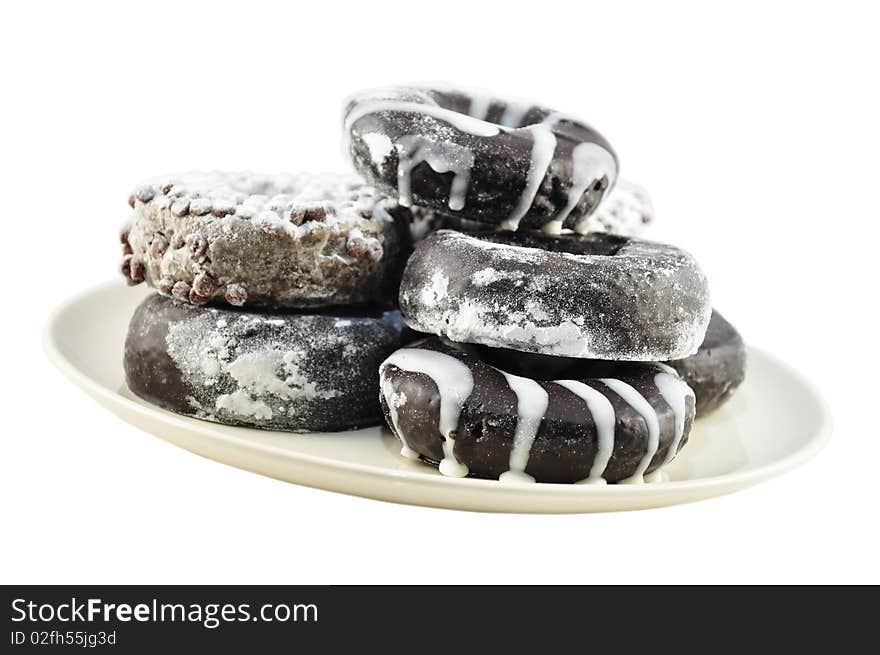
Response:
1,1,877,584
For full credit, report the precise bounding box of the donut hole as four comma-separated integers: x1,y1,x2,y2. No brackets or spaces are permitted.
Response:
448,338,614,381
429,89,546,128
471,344,651,383
476,346,582,380
473,230,629,257
409,162,460,205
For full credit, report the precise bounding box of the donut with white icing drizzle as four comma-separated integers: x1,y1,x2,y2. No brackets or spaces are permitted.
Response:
407,178,655,242
667,310,746,415
344,86,618,234
399,230,711,361
379,338,696,484
124,294,408,432
120,171,411,309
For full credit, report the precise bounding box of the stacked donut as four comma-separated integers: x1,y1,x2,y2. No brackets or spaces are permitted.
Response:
348,87,745,484
120,172,413,431
120,85,745,484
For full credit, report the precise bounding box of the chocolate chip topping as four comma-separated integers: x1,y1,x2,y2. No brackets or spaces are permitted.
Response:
149,235,169,259
186,232,209,260
170,199,190,217
192,272,217,297
171,280,192,301
122,255,145,286
188,289,210,305
289,203,329,226
157,277,175,295
120,254,132,280
135,186,156,203
211,199,236,217
190,198,212,216
129,258,145,284
224,283,247,306
120,226,133,255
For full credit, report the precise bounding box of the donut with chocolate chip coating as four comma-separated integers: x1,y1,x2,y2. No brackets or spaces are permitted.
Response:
399,230,711,361
379,337,696,484
344,86,618,233
120,171,410,308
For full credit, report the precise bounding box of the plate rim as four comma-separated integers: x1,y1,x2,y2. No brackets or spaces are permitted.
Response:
43,281,833,503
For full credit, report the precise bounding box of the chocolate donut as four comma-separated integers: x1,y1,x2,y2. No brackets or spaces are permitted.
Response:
344,86,618,234
667,310,746,415
407,178,654,242
399,230,711,361
120,172,410,308
125,294,406,432
379,338,696,484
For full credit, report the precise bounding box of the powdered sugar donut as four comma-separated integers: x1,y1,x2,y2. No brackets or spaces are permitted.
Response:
667,310,746,415
576,179,654,236
379,337,695,484
124,294,407,432
344,86,618,234
407,178,654,242
399,230,711,361
120,171,410,308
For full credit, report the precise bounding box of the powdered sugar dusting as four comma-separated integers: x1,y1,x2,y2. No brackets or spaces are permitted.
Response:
583,179,654,236
136,171,394,227
361,132,395,166
215,390,273,420
124,170,404,308
219,350,338,412
164,304,399,428
420,271,449,307
400,230,711,360
424,298,593,357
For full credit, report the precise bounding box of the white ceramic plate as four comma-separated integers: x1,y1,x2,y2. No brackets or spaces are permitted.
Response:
45,282,830,513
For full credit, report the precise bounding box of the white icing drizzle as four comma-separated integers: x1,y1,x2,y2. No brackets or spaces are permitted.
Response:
380,349,474,477
395,136,474,211
548,142,618,235
653,367,695,466
497,372,549,485
361,132,394,166
541,142,618,235
599,378,660,484
345,100,500,138
541,218,565,235
643,469,666,484
554,380,616,485
468,94,492,121
499,101,532,128
500,125,557,231
383,347,692,484
380,378,418,460
349,95,617,235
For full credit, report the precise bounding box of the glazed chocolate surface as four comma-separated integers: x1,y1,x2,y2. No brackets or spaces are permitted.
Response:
398,230,711,361
407,179,654,242
125,294,407,432
345,86,618,232
379,337,696,484
667,310,746,415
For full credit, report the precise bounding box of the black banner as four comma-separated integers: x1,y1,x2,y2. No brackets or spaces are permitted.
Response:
0,585,861,652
